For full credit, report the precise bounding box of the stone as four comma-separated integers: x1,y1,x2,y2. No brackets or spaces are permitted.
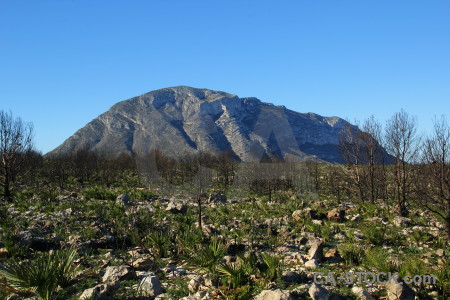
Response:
308,240,324,260
166,201,188,214
325,248,342,263
367,217,388,224
305,208,318,219
309,283,331,300
292,210,303,222
116,194,130,206
184,291,212,300
312,219,323,225
351,286,374,300
305,259,319,268
139,275,164,297
253,289,294,300
79,283,118,299
327,209,345,222
102,265,136,282
188,276,204,292
392,216,412,227
281,270,305,283
333,232,346,240
132,257,154,271
0,247,8,258
351,214,362,222
436,248,444,256
385,274,415,300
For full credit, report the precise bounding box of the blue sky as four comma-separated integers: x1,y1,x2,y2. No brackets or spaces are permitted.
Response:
1,0,449,153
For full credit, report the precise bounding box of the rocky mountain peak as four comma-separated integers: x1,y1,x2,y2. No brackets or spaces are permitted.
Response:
49,86,359,163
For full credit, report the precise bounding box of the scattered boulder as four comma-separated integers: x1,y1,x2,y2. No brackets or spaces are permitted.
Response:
183,291,212,300
352,286,374,300
327,209,345,222
188,276,204,293
308,240,324,260
325,248,342,263
309,283,331,300
385,274,415,300
166,201,188,214
116,194,130,206
312,219,324,226
333,232,346,240
139,275,164,297
367,217,388,224
79,282,118,300
305,208,318,219
305,259,319,268
392,216,412,227
102,265,136,282
292,210,303,222
281,270,305,283
253,289,294,300
435,248,444,257
350,214,363,222
132,257,154,271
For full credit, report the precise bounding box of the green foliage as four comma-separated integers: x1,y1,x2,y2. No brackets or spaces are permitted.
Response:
218,261,248,288
433,258,450,298
165,277,190,299
410,228,433,245
0,249,79,300
361,222,386,245
185,238,226,274
125,188,157,200
146,229,172,258
364,247,398,273
1,233,30,258
320,221,342,240
261,252,283,281
81,186,116,200
338,242,365,265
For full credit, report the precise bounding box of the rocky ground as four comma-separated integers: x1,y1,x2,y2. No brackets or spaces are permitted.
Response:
0,189,448,299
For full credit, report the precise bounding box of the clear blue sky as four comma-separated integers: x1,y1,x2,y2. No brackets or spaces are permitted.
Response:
1,0,449,154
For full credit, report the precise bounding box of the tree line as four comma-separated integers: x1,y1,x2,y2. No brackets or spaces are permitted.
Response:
0,109,448,240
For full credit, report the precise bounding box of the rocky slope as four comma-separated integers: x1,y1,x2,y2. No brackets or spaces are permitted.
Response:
49,86,356,162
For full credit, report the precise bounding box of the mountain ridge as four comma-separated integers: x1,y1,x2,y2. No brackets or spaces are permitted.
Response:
48,86,356,163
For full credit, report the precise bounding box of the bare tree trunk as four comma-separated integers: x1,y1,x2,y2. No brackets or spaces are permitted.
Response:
385,110,419,217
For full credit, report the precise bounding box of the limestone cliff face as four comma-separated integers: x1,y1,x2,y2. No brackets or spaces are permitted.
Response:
49,86,354,162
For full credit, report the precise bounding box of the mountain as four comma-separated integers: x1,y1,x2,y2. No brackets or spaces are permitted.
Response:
49,86,357,163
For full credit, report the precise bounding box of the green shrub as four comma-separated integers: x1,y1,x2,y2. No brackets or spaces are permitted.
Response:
146,229,171,258
185,238,226,274
81,186,116,200
361,222,386,245
338,243,365,265
434,258,450,298
364,247,398,273
261,252,283,281
218,261,248,288
0,249,79,300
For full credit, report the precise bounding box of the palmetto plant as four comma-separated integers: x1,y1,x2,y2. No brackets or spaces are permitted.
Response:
217,261,248,289
337,242,365,265
364,247,398,273
146,229,171,258
0,249,79,300
261,252,282,281
185,238,226,274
